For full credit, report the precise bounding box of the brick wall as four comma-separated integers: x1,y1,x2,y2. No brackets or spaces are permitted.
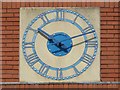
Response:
1,2,120,89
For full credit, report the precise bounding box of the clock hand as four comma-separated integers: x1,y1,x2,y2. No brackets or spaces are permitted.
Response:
70,37,96,48
38,28,53,40
38,28,68,49
52,30,95,45
51,37,96,54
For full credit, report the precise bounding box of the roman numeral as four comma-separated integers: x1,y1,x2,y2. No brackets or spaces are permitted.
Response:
39,14,49,24
39,64,50,75
87,40,98,48
73,66,79,74
56,69,63,79
73,14,79,23
27,53,39,66
83,25,94,33
82,54,93,65
56,9,64,21
27,26,38,33
24,42,34,48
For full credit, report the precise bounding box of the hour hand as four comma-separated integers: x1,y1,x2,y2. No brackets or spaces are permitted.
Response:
38,28,52,40
38,28,67,49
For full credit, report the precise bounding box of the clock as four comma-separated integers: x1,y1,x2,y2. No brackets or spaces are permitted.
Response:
21,8,99,81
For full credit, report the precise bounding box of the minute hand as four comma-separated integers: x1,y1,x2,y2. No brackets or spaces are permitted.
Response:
53,30,95,45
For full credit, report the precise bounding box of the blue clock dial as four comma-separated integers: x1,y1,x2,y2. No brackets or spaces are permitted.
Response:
47,32,72,56
22,9,98,80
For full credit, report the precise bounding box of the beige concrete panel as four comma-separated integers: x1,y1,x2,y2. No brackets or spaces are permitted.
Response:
20,7,100,83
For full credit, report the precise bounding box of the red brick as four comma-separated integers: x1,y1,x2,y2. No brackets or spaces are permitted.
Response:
11,2,20,8
43,2,49,7
57,2,63,7
6,2,12,8
107,21,119,25
2,69,19,74
90,2,96,7
107,30,120,34
107,47,119,51
107,65,119,69
101,74,119,78
6,26,19,30
21,2,26,7
114,43,119,47
101,60,119,64
2,48,13,51
2,74,18,79
102,78,115,81
101,34,114,38
101,8,114,13
39,2,44,7
72,2,77,7
48,2,54,7
2,65,13,69
101,47,107,51
2,38,18,43
101,30,107,34
109,2,115,7
100,13,107,16
68,84,78,88
114,2,119,7
86,2,91,7
7,9,19,13
3,43,19,47
101,21,107,25
13,13,19,17
6,18,19,22
63,84,69,88
81,2,86,7
107,13,119,17
54,84,64,88
99,2,105,7
2,79,19,82
2,2,7,8
114,8,120,12
2,26,6,30
67,2,73,7
101,51,115,55
2,18,6,21
114,26,120,29
2,57,13,61
19,85,25,88
34,2,39,7
105,2,109,7
2,60,18,65
2,13,13,17
101,25,114,30
13,57,19,60
107,39,119,43
101,43,114,46
62,2,68,7
5,61,19,65
29,2,35,7
101,17,114,20
2,9,7,13
2,22,13,26
94,2,102,7
25,2,30,7
2,35,19,39
101,69,115,73
48,84,54,88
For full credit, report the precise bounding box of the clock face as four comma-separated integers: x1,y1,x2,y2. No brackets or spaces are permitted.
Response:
22,9,98,80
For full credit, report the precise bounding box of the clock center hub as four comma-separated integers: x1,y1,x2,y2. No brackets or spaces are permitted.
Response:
47,32,72,56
